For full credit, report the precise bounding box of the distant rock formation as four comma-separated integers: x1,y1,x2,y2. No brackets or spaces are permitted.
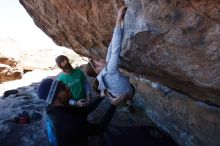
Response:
21,47,88,71
19,0,220,145
0,39,88,82
0,39,23,82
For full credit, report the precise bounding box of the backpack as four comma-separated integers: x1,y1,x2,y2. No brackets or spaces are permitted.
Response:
45,115,57,146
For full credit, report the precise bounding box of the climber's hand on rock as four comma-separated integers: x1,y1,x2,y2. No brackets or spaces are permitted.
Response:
118,6,127,20
116,6,127,26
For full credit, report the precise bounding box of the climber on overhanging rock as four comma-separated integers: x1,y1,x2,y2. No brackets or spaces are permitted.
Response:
86,6,135,106
55,55,92,106
37,78,122,146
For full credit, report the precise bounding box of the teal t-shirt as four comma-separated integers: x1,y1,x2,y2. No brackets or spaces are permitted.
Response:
57,69,87,101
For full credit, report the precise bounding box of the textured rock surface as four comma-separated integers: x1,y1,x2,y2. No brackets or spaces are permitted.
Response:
0,70,56,146
19,0,122,57
121,0,220,106
19,0,220,145
128,72,220,146
0,39,23,83
19,0,220,106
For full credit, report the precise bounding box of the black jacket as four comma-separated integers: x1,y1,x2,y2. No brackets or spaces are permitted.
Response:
46,98,115,146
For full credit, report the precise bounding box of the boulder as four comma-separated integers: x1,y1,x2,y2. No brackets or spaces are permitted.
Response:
19,0,220,145
128,72,220,146
19,0,122,57
121,0,220,106
0,39,23,82
19,0,220,106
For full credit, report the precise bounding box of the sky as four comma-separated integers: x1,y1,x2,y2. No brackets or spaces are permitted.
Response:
0,1,60,50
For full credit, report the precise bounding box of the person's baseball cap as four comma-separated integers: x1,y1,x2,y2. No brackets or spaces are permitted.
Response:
37,78,59,105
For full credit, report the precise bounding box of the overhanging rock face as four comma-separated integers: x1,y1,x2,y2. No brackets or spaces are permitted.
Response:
121,0,220,106
19,0,220,106
20,0,220,145
19,0,122,57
